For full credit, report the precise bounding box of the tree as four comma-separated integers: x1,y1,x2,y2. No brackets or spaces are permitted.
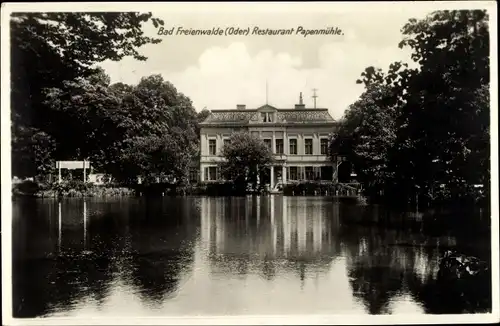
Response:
10,12,164,177
12,127,57,179
42,68,124,171
196,108,211,135
330,83,398,196
197,108,211,124
40,70,200,186
331,62,409,195
219,132,274,192
112,75,199,185
333,9,489,206
393,10,490,202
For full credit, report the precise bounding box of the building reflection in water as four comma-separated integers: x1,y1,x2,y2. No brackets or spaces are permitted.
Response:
13,197,490,317
199,196,341,280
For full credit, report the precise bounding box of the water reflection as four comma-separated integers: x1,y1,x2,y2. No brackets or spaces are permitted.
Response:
341,224,442,314
200,197,340,282
13,199,116,317
338,204,491,314
13,198,199,317
12,196,491,317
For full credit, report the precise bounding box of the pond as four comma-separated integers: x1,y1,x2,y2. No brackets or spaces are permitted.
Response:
11,196,491,318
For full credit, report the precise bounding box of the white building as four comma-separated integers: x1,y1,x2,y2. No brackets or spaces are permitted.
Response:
199,94,338,189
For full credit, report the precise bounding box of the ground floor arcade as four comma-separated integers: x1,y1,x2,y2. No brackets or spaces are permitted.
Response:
200,163,354,188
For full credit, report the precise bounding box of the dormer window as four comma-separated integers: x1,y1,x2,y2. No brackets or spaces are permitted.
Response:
261,112,273,122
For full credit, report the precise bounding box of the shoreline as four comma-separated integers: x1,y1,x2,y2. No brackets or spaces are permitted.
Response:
11,180,489,210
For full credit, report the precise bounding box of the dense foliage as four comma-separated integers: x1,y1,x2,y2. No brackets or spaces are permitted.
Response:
219,132,274,192
11,10,490,204
10,12,166,179
330,10,490,206
9,12,199,186
41,72,199,185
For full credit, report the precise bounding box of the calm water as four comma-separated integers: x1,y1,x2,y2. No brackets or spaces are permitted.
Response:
12,196,491,317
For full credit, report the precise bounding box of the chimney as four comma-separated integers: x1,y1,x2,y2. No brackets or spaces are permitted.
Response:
236,104,246,110
295,92,305,109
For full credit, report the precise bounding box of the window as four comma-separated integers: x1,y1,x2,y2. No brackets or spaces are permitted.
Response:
305,139,313,155
263,139,272,151
289,139,297,155
223,139,231,148
208,167,217,181
209,139,216,155
275,139,284,154
320,138,329,155
289,167,298,180
261,112,273,122
305,166,314,180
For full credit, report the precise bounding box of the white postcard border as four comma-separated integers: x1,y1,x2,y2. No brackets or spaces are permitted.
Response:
1,1,498,325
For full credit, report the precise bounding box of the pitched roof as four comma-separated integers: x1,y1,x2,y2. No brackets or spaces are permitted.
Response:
200,107,336,126
201,110,256,125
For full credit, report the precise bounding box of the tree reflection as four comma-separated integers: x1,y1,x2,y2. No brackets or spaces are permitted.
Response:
13,199,115,317
126,198,198,307
12,198,200,316
340,204,490,315
341,225,427,314
13,197,490,316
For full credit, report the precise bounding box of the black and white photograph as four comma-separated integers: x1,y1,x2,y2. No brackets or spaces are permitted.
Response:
1,2,498,325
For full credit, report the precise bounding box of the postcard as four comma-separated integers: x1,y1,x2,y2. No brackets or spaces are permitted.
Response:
1,1,498,325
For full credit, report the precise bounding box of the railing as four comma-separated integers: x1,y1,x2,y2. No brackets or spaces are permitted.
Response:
202,154,330,163
279,154,329,162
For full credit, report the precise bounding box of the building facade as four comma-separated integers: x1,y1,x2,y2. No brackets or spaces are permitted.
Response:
199,94,338,190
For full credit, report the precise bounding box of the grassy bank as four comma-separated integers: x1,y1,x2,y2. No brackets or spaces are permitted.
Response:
12,180,135,198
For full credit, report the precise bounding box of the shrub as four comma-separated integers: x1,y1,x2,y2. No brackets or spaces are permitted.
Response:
12,179,136,198
12,180,40,196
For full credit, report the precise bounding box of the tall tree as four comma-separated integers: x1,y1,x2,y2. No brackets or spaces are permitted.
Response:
330,63,409,196
113,75,199,184
41,71,200,185
10,12,164,177
330,84,398,196
331,10,490,205
394,10,490,201
42,68,123,170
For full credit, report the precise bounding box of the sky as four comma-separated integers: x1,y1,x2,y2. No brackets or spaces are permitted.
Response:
98,4,434,119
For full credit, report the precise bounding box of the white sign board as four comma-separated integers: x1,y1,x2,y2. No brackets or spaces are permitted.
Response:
56,161,91,170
